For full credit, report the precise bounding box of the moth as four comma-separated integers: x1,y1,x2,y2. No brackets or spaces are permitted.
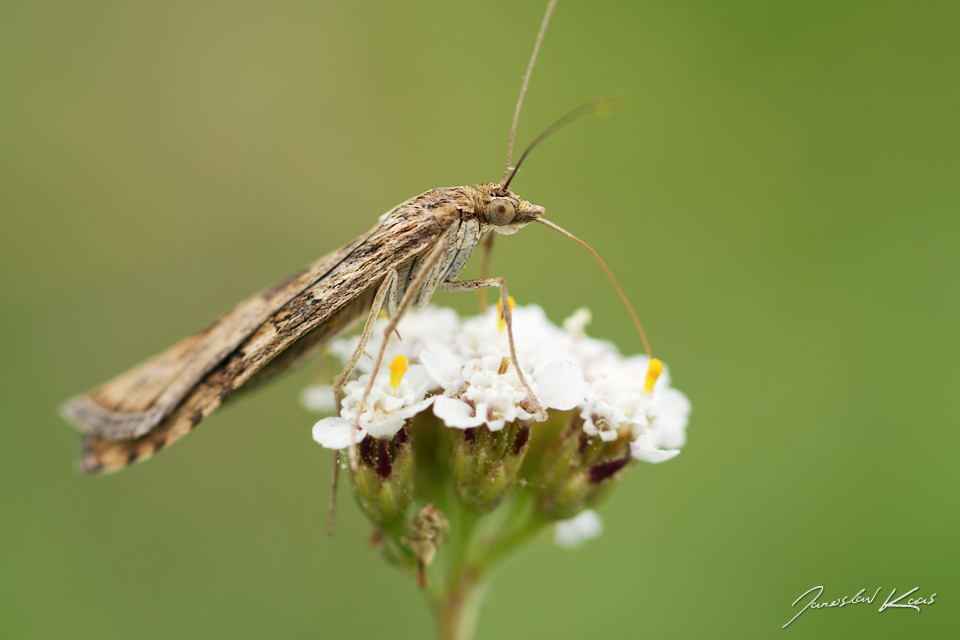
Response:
62,0,649,474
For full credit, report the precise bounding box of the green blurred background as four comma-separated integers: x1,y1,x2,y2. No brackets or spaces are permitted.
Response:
2,0,957,637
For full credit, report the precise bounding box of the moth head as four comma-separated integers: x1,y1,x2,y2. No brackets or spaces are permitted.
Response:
477,184,544,236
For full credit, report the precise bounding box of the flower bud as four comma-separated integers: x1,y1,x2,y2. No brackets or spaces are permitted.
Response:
533,416,634,520
401,504,450,588
352,426,414,526
453,421,531,512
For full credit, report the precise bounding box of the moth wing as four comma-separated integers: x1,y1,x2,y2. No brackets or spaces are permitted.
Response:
73,198,462,472
61,228,377,441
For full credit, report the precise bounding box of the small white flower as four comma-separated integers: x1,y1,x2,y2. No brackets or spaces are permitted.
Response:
426,347,536,431
327,306,460,377
422,339,587,431
311,358,434,449
629,432,681,464
454,305,572,370
619,356,691,462
555,509,603,549
580,370,651,441
575,346,691,462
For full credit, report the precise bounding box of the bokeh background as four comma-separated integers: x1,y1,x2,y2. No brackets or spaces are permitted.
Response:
2,1,957,638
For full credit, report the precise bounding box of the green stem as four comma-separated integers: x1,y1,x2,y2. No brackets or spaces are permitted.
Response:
429,506,548,639
429,501,484,640
449,506,480,583
430,571,484,640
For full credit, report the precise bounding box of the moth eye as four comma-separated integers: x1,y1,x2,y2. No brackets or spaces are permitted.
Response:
488,199,516,226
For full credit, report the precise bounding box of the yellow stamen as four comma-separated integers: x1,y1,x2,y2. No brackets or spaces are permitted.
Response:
644,358,664,394
497,296,515,331
390,355,408,389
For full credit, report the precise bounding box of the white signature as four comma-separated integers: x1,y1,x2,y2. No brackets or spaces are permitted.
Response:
783,586,937,628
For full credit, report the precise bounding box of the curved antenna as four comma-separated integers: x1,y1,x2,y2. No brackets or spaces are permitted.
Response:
536,217,652,357
501,99,612,191
500,0,558,187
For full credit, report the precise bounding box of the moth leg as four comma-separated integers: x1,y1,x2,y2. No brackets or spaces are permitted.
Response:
440,277,547,420
327,268,399,534
350,237,453,453
385,268,407,342
386,265,400,318
475,231,495,312
332,269,399,406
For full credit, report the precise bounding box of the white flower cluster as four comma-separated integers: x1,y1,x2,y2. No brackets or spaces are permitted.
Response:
306,305,690,464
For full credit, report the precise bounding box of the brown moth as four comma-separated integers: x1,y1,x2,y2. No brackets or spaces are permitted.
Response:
61,0,648,474
62,184,537,473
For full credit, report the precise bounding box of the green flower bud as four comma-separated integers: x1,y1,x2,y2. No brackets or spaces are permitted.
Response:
352,426,414,526
453,421,531,512
533,416,635,520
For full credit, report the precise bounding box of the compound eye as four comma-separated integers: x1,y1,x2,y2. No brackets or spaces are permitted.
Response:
488,198,516,226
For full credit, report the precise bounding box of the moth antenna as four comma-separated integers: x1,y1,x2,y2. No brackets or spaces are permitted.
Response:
500,0,558,187
502,98,615,191
537,218,652,357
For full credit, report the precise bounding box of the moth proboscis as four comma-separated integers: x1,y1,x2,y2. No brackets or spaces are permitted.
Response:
61,0,652,482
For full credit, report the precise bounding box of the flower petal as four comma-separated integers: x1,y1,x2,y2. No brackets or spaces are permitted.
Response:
598,429,619,442
433,396,486,429
486,419,506,432
534,360,588,410
420,342,463,388
405,363,438,394
364,416,407,440
655,388,692,449
392,396,437,421
312,417,366,450
630,433,681,464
